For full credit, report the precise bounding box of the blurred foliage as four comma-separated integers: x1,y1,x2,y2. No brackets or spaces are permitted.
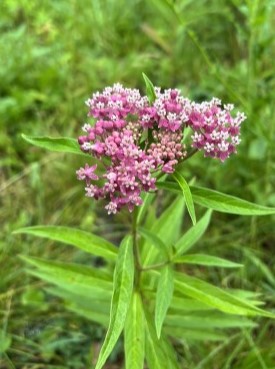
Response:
0,0,275,368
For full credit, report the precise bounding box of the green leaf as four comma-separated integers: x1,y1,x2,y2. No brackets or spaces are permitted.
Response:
191,186,275,215
174,272,275,318
46,287,110,312
156,181,181,194
142,195,185,266
28,269,112,300
174,210,212,256
142,73,157,104
68,305,110,327
170,296,213,312
95,236,134,369
124,292,145,369
144,308,180,369
144,291,213,312
14,226,117,261
21,255,112,281
172,172,196,225
174,254,243,268
46,287,110,327
137,192,156,225
157,182,275,216
165,312,257,330
165,327,226,342
21,255,112,287
138,227,169,258
152,195,185,246
21,134,88,156
155,266,174,338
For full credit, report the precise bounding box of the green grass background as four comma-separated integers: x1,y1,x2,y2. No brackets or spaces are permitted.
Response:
1,0,275,368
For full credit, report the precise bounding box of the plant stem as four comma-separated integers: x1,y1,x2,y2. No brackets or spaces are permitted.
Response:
140,261,170,272
181,148,198,162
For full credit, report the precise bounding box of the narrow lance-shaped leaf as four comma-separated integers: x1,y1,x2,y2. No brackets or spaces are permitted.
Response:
124,292,145,369
174,272,275,318
142,73,157,104
174,210,212,257
142,195,185,267
144,307,180,369
145,291,213,312
165,327,226,342
155,265,174,338
138,227,169,258
29,268,112,300
137,192,156,225
172,171,196,225
46,287,111,327
174,254,243,268
22,134,88,156
20,255,112,283
68,304,109,328
14,226,118,261
95,236,134,369
157,182,275,216
21,256,113,299
191,186,275,216
165,312,257,330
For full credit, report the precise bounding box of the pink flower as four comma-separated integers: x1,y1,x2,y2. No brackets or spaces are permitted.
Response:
76,164,98,181
187,98,246,161
77,83,246,214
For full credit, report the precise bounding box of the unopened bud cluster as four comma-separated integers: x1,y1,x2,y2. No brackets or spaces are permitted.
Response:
77,83,246,214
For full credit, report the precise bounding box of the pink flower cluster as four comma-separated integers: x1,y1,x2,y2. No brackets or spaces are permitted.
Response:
188,98,246,161
77,83,246,214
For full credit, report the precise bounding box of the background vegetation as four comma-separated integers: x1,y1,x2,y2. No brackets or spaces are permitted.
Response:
1,0,275,368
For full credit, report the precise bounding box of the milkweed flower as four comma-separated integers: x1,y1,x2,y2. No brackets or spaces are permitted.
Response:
187,98,246,161
77,83,246,214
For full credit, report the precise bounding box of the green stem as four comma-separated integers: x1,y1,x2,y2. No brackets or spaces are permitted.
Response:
140,261,170,272
181,148,198,162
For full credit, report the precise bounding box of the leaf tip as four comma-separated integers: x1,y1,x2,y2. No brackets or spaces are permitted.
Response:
12,227,28,235
155,321,162,340
142,72,148,80
21,133,28,141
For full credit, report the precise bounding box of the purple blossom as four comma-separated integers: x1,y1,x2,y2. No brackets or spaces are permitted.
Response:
76,164,98,182
77,83,246,214
187,98,246,161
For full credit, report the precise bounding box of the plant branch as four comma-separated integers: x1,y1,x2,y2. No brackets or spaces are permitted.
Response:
140,261,170,272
